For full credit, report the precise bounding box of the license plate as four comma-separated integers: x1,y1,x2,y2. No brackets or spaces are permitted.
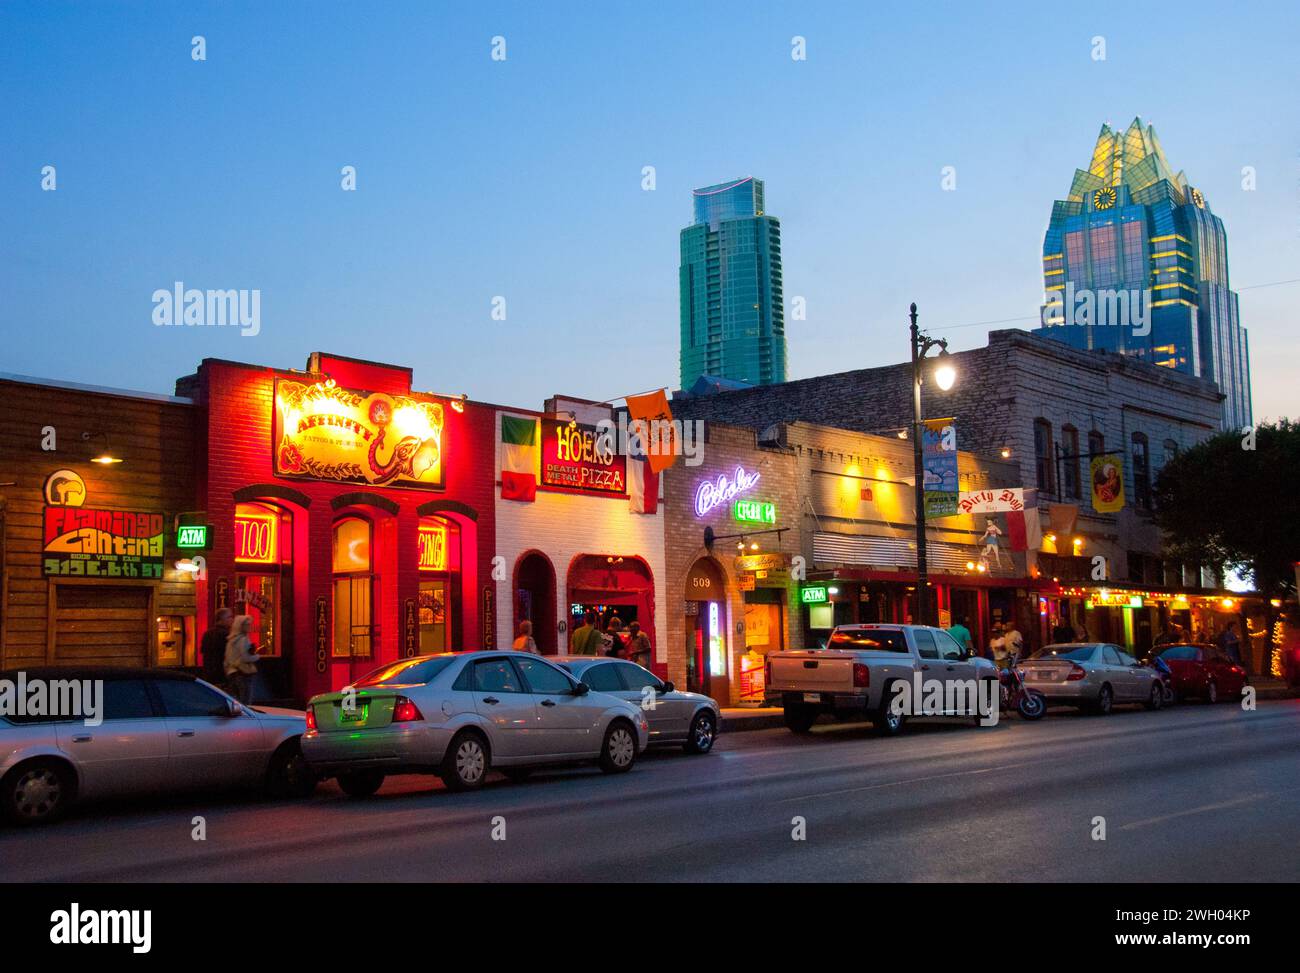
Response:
339,704,367,724
803,692,822,703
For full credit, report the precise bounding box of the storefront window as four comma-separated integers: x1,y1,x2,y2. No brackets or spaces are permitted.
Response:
232,503,292,658
333,517,373,658
419,516,461,653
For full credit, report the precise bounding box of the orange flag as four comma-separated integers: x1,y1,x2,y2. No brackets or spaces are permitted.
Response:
625,389,678,474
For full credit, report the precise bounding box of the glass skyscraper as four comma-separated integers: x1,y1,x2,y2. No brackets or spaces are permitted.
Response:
1038,118,1251,430
679,177,787,389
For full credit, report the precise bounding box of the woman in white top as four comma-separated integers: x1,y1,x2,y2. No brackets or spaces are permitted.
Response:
223,615,259,703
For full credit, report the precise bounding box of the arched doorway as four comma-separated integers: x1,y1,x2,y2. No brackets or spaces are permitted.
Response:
513,551,557,654
684,556,727,698
567,554,656,661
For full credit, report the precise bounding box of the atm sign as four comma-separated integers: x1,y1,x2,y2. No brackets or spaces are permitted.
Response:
177,525,210,549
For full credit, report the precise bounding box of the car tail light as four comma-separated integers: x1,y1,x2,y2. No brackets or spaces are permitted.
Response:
392,696,424,723
305,705,317,731
1067,664,1087,681
853,662,870,688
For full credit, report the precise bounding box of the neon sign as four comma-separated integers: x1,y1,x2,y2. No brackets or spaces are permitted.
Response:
733,499,776,524
417,524,448,572
801,585,829,604
234,511,278,564
694,466,761,517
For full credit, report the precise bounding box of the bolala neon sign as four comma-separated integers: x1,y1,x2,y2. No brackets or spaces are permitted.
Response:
694,466,761,517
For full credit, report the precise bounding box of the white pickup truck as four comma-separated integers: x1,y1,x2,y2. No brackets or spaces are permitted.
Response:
766,623,1000,735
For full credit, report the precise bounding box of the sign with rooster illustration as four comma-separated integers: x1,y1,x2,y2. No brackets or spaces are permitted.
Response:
273,377,445,489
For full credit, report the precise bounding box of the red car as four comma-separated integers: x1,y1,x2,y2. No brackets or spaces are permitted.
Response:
1156,643,1247,703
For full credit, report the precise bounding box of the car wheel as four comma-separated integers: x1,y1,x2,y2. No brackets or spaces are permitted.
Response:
598,720,637,774
1144,682,1164,711
336,770,385,798
2,760,73,826
502,767,533,784
1205,680,1219,704
875,683,906,737
441,730,490,792
265,740,318,799
782,704,818,734
1093,684,1113,715
684,711,717,754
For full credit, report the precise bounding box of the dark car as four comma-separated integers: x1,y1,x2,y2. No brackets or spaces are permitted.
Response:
1156,644,1248,703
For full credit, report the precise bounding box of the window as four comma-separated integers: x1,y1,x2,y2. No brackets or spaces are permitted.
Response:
579,663,622,693
828,629,908,652
913,630,939,660
1034,419,1055,495
515,656,574,695
1061,425,1080,499
472,659,524,694
933,630,966,661
1159,646,1199,662
1131,433,1151,510
153,679,232,718
1088,430,1105,459
332,518,373,658
103,680,157,720
616,663,662,692
1103,646,1124,666
355,656,456,688
1163,439,1180,467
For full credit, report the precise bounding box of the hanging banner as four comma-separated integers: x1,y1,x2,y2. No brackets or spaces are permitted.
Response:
625,389,678,475
922,419,958,520
274,377,445,489
1090,454,1126,513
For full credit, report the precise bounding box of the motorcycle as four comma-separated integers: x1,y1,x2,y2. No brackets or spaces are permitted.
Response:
1148,654,1177,705
998,653,1046,720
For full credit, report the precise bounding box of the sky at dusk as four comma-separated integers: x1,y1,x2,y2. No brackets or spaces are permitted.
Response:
3,0,1297,421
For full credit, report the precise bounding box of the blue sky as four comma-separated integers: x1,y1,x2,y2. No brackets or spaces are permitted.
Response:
3,0,1297,421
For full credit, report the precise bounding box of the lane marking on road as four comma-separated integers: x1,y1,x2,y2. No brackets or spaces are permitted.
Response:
1119,793,1269,831
774,756,1059,803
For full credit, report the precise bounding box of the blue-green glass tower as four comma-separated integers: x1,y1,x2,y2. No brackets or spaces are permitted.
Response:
1038,118,1251,430
679,177,787,389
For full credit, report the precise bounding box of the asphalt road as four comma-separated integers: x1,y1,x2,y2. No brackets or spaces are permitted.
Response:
5,700,1299,882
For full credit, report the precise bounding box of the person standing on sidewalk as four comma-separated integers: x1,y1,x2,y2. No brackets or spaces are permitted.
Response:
224,615,259,704
200,607,233,688
571,610,602,655
625,621,652,668
512,619,539,654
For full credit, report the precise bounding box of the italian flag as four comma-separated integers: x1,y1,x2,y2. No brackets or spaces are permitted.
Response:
500,414,539,502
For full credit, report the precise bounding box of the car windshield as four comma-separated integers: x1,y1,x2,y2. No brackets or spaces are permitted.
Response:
828,630,908,652
1159,645,1200,661
1030,645,1096,662
354,656,456,687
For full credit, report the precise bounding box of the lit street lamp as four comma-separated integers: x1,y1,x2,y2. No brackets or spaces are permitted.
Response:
909,302,955,626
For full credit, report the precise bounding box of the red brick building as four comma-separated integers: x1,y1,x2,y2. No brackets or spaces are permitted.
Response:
178,353,498,703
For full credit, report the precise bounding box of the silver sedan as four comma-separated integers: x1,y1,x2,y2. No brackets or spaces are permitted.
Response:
302,651,650,795
0,667,314,826
1020,643,1167,714
553,656,721,754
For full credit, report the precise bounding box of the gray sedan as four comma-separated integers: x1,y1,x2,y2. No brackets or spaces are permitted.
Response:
1020,643,1166,714
0,667,314,826
302,651,650,795
553,656,720,754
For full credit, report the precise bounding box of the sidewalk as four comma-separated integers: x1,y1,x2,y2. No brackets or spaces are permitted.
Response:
721,707,784,733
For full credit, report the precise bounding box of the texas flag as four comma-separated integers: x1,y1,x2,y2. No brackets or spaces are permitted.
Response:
500,414,539,502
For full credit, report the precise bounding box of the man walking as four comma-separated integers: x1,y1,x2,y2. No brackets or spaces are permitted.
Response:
200,607,233,687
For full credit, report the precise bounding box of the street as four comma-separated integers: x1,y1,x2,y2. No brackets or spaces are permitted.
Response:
4,700,1298,883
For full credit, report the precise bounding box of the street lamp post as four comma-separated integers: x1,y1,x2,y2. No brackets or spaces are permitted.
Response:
908,303,954,627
